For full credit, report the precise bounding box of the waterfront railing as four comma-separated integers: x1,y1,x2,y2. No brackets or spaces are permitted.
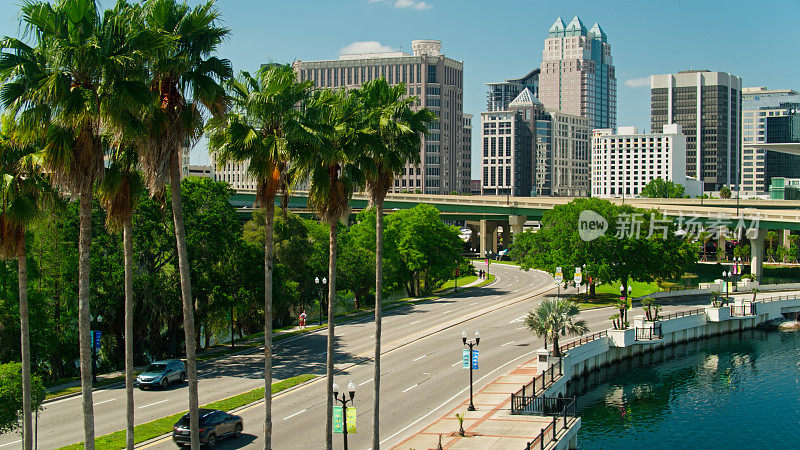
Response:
660,308,706,321
558,330,608,354
510,359,563,413
522,397,578,450
635,323,663,341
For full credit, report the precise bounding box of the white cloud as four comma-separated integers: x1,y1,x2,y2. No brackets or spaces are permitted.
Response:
625,76,650,88
340,41,398,55
396,0,433,9
372,0,433,10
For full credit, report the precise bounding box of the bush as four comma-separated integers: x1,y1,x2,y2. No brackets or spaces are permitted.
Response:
0,362,47,434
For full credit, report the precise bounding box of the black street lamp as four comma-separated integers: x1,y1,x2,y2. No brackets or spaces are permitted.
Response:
462,330,480,411
315,276,327,326
484,250,492,277
91,315,103,382
619,285,632,324
722,270,731,304
333,380,356,450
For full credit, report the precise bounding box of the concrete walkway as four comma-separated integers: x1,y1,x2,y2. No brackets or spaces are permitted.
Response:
393,357,578,449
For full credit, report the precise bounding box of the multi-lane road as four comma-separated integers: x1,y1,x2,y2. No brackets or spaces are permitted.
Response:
0,263,718,449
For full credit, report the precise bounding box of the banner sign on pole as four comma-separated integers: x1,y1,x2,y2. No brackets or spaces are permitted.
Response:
346,407,356,434
574,267,582,285
471,350,479,370
333,406,343,433
462,349,469,369
93,331,102,349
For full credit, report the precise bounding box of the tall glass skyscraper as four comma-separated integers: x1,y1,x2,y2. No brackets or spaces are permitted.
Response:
539,16,616,130
741,86,800,195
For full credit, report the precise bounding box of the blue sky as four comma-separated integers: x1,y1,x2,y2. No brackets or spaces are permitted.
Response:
1,0,798,178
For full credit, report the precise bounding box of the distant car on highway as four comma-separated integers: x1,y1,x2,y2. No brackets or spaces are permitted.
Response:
135,359,186,390
172,409,243,448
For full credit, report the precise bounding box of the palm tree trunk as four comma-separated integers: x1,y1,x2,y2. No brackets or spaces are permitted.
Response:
123,217,135,450
552,334,560,357
18,235,32,450
169,154,199,449
263,199,275,449
78,190,95,449
372,199,383,449
325,221,337,450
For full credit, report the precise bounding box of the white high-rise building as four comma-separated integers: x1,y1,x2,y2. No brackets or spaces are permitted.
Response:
591,124,702,198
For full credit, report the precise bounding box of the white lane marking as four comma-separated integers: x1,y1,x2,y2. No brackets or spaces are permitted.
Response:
500,341,515,347
516,327,527,330
283,409,306,420
380,349,539,446
470,302,478,306
402,384,418,393
409,320,421,325
442,310,453,314
359,378,373,386
138,399,169,409
0,440,21,448
412,355,426,362
94,398,116,406
509,315,526,323
451,361,462,367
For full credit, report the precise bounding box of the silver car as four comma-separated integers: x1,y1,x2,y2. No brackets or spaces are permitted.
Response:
135,359,186,390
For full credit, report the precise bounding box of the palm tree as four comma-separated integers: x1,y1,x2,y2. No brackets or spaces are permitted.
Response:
698,230,711,262
207,64,313,449
98,143,145,450
765,230,778,262
2,2,164,446
301,88,367,450
356,77,435,448
0,116,56,450
525,298,588,357
139,2,231,446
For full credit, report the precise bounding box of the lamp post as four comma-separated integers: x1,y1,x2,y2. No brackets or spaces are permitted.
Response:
91,315,103,382
462,330,480,411
582,264,588,303
333,380,356,450
315,276,327,326
484,250,492,277
722,270,731,304
619,285,632,324
733,257,742,286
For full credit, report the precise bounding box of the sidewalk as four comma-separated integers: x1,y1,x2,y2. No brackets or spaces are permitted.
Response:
393,358,578,449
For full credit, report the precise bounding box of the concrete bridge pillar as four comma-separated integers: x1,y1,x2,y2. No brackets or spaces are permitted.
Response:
500,223,511,250
508,214,527,238
479,220,500,257
750,228,768,280
781,229,792,250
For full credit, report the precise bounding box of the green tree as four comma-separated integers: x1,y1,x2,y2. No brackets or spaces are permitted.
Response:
2,2,165,445
720,187,732,199
765,230,778,262
301,88,367,450
640,178,686,198
139,1,232,445
524,298,588,357
357,77,436,446
509,198,696,296
0,117,56,449
207,64,312,446
0,362,46,435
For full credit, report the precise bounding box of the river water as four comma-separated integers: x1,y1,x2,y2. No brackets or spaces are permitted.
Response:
576,329,800,449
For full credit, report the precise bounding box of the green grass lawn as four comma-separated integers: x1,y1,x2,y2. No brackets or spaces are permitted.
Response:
594,280,662,297
57,374,316,450
437,275,478,291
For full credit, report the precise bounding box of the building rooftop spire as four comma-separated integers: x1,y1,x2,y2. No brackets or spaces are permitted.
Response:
565,16,586,36
589,22,606,41
548,17,566,37
508,87,542,108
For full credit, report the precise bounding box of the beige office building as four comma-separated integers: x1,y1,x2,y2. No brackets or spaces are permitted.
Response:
539,16,616,130
293,40,469,194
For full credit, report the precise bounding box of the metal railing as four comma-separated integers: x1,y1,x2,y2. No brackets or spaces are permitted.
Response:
757,293,800,304
510,359,563,414
660,308,706,321
635,323,663,341
666,285,698,292
522,398,577,450
558,330,608,354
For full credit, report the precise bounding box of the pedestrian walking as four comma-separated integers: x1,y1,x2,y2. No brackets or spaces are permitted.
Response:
299,310,307,329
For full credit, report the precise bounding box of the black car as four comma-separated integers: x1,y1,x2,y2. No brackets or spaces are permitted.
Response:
172,409,243,448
